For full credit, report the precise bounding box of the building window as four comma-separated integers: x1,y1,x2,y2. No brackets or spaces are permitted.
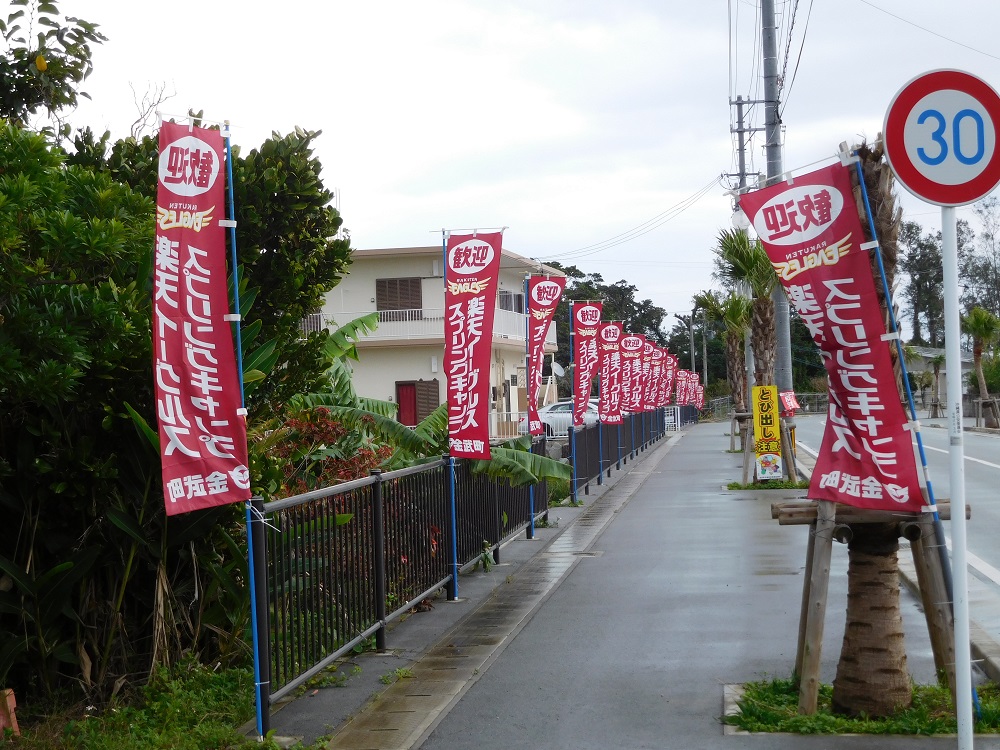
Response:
498,290,524,314
376,277,422,322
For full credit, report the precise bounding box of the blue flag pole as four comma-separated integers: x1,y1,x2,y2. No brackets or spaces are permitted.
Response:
222,123,268,740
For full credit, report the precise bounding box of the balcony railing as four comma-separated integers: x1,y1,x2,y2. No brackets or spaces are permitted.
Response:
301,308,557,347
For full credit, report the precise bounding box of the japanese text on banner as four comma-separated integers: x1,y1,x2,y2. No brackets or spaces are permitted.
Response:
572,302,603,427
739,162,922,511
153,122,250,515
444,232,503,459
598,322,624,424
526,276,566,435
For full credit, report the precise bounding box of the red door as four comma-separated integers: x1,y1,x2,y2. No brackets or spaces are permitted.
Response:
396,382,417,426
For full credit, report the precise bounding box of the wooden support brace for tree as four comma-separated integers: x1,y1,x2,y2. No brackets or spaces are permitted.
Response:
771,499,965,525
908,514,958,705
741,423,753,485
780,420,797,482
798,500,836,715
794,516,816,682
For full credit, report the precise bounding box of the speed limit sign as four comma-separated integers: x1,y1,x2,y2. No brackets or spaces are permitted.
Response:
884,69,1000,206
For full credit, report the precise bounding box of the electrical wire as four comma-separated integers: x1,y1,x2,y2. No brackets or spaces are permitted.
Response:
858,0,1000,62
778,0,800,95
779,0,814,117
537,175,725,262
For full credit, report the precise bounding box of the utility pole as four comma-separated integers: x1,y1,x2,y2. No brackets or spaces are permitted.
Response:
727,95,760,404
701,309,709,385
676,313,697,373
761,0,793,395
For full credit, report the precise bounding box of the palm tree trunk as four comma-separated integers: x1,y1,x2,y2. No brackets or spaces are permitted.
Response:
974,346,998,428
831,522,912,717
751,297,775,386
830,140,912,718
726,332,746,413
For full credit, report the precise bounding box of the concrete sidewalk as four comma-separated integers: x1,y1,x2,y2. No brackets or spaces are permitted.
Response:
271,422,1000,749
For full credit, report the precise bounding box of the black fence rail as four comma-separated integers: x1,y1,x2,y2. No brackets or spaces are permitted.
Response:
569,408,674,501
254,440,552,715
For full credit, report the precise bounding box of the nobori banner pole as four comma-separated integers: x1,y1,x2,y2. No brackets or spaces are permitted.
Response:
943,205,974,746
224,125,268,740
569,301,578,504
524,274,535,539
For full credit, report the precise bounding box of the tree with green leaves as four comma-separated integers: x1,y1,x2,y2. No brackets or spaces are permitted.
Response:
713,228,777,387
542,263,669,396
898,220,944,346
0,0,106,128
693,290,750,413
961,306,1000,428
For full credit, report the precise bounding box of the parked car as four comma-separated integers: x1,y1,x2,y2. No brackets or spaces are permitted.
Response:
518,399,599,436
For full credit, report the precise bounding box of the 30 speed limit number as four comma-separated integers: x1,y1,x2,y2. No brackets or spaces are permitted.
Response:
884,69,1000,207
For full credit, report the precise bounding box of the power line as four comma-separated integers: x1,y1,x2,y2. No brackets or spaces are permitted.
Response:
537,175,724,262
858,0,1000,62
779,0,814,116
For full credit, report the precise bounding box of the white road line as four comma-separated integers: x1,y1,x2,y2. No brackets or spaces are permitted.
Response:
918,443,1000,471
798,435,1000,586
804,421,1000,470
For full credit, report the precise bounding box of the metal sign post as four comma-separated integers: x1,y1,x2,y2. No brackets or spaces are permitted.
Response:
885,68,1000,750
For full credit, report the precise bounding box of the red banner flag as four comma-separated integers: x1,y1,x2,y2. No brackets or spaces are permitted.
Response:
780,390,801,416
645,346,666,410
661,352,677,406
444,232,503,460
739,162,922,512
675,369,692,405
597,322,624,424
640,341,655,411
619,333,645,413
153,122,250,515
526,276,566,435
572,302,603,426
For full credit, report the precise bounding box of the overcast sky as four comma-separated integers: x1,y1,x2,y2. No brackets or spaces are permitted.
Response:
64,0,1000,321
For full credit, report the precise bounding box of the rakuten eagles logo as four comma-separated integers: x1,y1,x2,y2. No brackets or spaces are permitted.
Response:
750,183,843,246
531,280,562,306
448,239,496,275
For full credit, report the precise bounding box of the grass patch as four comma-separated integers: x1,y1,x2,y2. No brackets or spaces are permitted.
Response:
547,476,570,505
10,659,330,749
727,479,808,490
726,677,1000,735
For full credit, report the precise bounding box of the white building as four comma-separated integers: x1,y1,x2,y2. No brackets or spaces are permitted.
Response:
309,246,564,435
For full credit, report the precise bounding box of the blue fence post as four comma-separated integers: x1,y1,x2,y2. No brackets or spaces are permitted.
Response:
527,483,535,540
245,497,271,739
597,422,604,485
447,456,460,600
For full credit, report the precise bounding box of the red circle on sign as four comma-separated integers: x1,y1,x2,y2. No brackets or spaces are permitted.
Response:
884,69,1000,206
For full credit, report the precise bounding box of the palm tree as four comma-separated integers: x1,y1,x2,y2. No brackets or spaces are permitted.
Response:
929,353,945,418
961,306,1000,428
714,228,777,386
693,290,751,414
831,139,912,718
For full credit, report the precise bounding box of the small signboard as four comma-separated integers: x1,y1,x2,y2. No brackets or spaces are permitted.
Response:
752,385,783,480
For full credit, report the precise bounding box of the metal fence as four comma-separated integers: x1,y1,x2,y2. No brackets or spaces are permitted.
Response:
252,439,551,716
570,409,673,500
247,414,675,731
